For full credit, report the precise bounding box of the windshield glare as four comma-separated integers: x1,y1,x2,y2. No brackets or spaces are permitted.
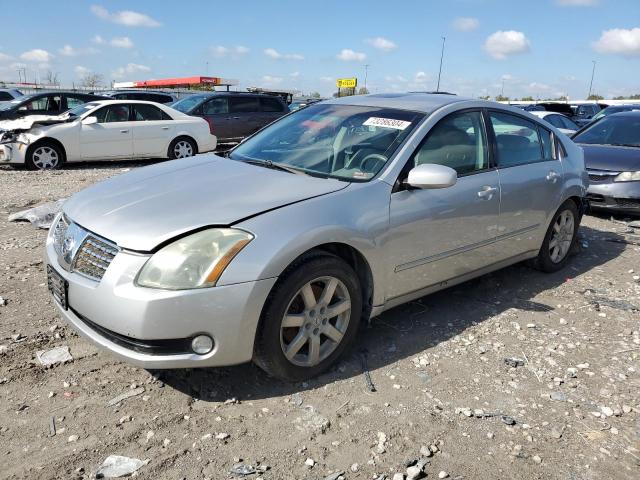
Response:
573,115,640,146
171,95,208,113
65,102,99,117
229,104,423,181
0,95,32,111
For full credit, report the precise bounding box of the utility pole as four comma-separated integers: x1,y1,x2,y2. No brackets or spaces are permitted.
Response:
206,61,209,75
587,60,596,99
436,36,446,92
364,64,369,91
501,78,505,97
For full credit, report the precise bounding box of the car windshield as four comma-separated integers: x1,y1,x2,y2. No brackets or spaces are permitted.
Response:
573,115,640,147
64,102,99,117
229,104,424,182
0,95,34,111
171,95,209,113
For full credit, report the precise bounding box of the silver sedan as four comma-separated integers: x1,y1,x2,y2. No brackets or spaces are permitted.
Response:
45,93,588,381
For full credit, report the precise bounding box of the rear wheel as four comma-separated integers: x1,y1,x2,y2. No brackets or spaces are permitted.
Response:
253,254,362,381
532,200,579,273
168,137,196,159
26,142,63,170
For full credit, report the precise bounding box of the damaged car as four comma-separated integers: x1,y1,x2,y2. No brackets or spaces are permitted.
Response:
45,93,588,381
0,100,217,169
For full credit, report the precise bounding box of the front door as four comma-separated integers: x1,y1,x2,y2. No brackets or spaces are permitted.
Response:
487,111,564,258
386,109,501,301
80,104,134,159
228,96,260,140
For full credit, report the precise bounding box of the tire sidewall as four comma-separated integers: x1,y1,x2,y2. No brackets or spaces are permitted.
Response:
255,255,362,381
537,200,580,272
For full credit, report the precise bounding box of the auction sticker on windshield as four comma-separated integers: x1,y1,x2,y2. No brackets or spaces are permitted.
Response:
363,117,412,130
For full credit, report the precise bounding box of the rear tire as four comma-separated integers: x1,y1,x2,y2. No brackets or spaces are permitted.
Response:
168,137,197,159
532,200,580,273
253,253,362,382
26,142,64,170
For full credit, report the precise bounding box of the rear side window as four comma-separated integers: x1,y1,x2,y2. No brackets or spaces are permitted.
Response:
538,127,556,160
133,104,171,121
490,112,542,167
230,96,259,113
0,92,13,101
260,97,284,112
202,97,228,115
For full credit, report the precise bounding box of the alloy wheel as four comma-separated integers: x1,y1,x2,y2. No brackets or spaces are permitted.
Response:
174,140,194,158
280,276,351,367
549,210,575,263
32,146,60,170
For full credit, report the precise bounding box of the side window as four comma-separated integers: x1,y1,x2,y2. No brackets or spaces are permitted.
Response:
229,96,259,113
412,110,488,176
133,104,165,121
22,95,61,111
150,94,172,104
202,97,228,115
260,97,284,112
562,117,579,130
489,111,542,168
94,105,130,123
66,96,86,109
538,127,556,160
0,92,13,101
546,115,564,129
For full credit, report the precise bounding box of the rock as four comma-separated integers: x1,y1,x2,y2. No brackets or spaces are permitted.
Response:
350,463,359,472
576,363,589,370
323,472,345,480
118,415,132,424
0,296,6,306
68,434,79,442
375,431,387,454
393,474,405,480
623,405,632,414
504,357,525,368
501,415,516,425
305,458,315,467
406,464,425,480
420,445,433,457
533,455,542,464
293,406,330,434
439,472,449,479
36,346,73,367
96,455,148,478
106,387,145,407
550,391,567,402
600,406,614,417
229,464,256,476
215,432,230,440
145,431,154,442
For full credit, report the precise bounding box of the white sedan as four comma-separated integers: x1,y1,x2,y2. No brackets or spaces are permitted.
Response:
0,100,217,170
529,111,580,136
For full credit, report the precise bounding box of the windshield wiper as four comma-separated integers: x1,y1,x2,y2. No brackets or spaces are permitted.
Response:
241,158,308,176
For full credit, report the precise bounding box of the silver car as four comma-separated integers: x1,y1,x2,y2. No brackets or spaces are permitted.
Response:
45,93,588,381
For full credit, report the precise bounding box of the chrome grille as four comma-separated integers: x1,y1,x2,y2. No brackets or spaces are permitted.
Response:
587,169,618,183
73,236,119,281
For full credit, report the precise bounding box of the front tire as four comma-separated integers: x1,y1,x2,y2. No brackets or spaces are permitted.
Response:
532,200,579,273
26,142,63,170
168,137,197,159
253,254,362,381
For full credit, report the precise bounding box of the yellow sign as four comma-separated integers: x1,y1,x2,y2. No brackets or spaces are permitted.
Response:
336,78,357,89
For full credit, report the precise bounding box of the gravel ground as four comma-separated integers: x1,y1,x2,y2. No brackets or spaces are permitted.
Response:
0,159,639,480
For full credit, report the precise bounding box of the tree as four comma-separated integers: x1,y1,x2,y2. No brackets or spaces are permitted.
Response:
357,87,370,95
587,94,604,100
520,96,534,102
495,94,509,102
309,91,321,99
80,73,104,90
44,70,59,86
478,95,491,100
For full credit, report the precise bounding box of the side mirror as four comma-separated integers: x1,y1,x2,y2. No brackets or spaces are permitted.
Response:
407,164,457,189
18,106,28,111
82,116,98,125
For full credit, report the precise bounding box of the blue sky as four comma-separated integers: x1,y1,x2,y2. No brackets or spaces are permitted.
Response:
1,0,639,99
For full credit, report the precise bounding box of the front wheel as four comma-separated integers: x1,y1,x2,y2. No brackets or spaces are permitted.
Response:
168,137,196,159
532,200,579,273
253,254,362,381
26,142,63,170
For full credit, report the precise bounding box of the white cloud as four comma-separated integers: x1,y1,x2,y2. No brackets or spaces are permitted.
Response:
501,74,514,81
453,17,480,32
0,52,12,62
91,5,161,27
555,0,598,6
111,63,151,79
593,28,640,56
366,37,397,52
484,31,531,59
92,35,105,45
262,75,283,85
336,49,366,61
20,49,53,63
74,65,91,77
59,45,77,56
210,45,249,58
264,48,304,60
290,71,300,78
110,37,134,49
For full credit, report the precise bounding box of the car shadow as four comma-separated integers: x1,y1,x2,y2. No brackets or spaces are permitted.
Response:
159,225,627,401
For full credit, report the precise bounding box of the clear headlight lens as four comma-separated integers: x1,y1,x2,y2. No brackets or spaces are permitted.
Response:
614,171,640,182
136,228,253,290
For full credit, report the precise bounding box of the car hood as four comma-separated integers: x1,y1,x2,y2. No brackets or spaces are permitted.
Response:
0,114,67,131
63,155,349,251
581,144,640,171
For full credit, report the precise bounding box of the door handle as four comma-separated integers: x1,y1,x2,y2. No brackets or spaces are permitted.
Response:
161,126,169,130
120,129,129,133
546,170,560,183
477,186,498,199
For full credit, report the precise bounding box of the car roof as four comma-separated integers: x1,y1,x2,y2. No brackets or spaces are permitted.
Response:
102,90,176,95
323,92,469,113
607,110,640,118
87,99,172,106
529,111,567,118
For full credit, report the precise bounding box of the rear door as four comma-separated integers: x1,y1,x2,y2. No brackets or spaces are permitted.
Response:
258,96,287,130
131,103,173,157
80,104,134,159
197,97,231,141
488,110,564,259
228,96,260,140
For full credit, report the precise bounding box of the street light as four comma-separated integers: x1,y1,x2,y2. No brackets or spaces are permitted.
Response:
587,60,596,99
364,64,370,91
436,36,446,93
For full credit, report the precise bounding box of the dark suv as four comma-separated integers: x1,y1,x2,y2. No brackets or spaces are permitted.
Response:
99,90,178,104
0,91,107,120
171,92,288,144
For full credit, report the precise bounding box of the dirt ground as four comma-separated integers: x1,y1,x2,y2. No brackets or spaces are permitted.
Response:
0,159,639,480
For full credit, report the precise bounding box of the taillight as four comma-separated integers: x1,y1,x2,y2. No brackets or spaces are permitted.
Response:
204,117,215,134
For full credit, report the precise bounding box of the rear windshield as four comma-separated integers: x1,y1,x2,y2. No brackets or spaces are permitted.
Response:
171,95,209,113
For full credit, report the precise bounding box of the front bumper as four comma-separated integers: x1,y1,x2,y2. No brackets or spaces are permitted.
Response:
0,142,27,164
587,181,640,214
45,237,277,368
